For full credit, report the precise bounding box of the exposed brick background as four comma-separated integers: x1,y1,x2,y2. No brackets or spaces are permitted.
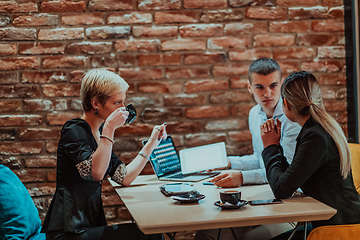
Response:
0,0,346,239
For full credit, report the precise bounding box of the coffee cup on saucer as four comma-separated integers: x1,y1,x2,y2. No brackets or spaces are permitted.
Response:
220,190,241,205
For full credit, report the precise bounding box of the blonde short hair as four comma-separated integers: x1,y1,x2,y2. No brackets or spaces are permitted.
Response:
80,69,129,112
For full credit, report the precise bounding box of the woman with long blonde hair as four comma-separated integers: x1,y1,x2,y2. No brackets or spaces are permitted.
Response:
260,71,360,236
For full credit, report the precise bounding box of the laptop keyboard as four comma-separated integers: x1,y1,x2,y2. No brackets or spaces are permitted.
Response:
167,171,221,179
168,173,187,179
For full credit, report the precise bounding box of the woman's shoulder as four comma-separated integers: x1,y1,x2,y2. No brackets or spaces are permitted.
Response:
61,118,91,137
300,119,332,145
62,118,89,130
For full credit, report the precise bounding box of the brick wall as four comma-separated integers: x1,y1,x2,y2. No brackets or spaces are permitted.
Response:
0,0,346,238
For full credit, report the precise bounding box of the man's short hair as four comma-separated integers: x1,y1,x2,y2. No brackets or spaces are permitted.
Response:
248,58,281,84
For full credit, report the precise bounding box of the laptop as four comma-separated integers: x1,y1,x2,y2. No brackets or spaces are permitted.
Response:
143,136,228,182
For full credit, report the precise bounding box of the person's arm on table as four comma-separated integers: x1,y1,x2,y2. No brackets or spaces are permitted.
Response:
91,104,167,185
228,154,260,170
212,156,268,187
261,120,327,199
212,105,270,187
122,123,167,186
211,171,243,187
91,108,129,181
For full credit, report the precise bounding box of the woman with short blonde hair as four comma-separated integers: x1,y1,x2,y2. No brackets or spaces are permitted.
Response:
42,69,165,240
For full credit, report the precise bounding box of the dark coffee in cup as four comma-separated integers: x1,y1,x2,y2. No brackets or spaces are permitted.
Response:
220,190,241,205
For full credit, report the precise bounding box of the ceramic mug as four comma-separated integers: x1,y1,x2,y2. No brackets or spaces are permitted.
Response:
220,190,241,205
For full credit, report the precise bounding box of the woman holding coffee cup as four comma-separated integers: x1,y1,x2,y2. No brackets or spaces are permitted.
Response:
41,69,166,240
261,71,360,238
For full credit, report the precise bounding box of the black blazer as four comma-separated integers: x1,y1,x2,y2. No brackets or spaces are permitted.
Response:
262,117,360,229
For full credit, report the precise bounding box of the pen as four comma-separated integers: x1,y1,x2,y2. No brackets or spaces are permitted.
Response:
202,182,214,185
158,122,167,140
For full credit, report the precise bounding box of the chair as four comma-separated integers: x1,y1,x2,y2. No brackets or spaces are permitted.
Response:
349,143,360,194
307,224,360,240
306,143,360,240
0,165,46,240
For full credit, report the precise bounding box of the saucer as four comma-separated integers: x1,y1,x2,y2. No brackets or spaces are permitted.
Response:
214,200,248,209
171,193,205,203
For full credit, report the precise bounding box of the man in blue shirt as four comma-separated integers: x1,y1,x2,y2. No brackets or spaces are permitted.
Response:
211,58,301,187
195,58,301,240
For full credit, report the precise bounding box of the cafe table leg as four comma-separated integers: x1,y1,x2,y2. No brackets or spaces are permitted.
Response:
287,222,300,240
166,233,176,240
287,222,308,240
230,227,237,240
303,222,308,240
217,228,222,240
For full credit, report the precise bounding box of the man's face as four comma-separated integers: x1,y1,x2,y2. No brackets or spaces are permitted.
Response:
248,71,282,117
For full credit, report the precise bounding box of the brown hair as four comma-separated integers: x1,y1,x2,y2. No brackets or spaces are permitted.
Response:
248,58,281,84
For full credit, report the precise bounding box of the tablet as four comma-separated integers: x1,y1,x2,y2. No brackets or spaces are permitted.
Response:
180,142,228,174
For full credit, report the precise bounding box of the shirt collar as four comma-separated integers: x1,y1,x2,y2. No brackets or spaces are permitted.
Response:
258,98,284,119
273,98,284,118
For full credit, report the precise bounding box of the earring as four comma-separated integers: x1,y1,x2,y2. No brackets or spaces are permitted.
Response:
95,109,98,115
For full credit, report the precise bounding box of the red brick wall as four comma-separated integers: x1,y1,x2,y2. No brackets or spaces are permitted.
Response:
0,0,346,235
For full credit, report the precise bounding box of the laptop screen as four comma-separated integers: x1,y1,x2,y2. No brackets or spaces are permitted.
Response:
143,136,181,177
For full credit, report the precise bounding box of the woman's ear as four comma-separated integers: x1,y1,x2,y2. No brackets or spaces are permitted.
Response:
283,98,291,111
91,98,99,110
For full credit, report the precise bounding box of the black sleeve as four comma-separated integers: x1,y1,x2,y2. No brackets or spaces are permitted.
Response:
61,124,94,165
262,130,329,199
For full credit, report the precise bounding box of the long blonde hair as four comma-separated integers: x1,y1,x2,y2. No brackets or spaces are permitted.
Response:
281,71,351,178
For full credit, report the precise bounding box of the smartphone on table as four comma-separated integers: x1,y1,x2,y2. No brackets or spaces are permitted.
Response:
249,199,283,206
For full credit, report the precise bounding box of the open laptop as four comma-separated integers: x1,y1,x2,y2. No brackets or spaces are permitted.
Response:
143,136,228,182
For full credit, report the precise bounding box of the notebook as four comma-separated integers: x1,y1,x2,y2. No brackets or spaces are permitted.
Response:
143,136,228,182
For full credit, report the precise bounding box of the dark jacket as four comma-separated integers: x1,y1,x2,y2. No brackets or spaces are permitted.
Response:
42,118,123,234
262,116,360,229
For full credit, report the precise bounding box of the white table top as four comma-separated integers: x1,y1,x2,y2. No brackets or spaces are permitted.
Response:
109,174,336,234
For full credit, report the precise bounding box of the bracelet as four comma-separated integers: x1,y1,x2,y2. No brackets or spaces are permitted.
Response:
100,135,114,144
139,151,150,161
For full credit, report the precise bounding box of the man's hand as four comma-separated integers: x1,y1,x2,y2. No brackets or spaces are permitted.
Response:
210,171,243,187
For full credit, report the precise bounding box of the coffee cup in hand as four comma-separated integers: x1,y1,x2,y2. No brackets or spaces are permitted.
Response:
220,190,241,205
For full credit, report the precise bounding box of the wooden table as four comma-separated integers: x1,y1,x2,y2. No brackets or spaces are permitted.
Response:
109,174,336,235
